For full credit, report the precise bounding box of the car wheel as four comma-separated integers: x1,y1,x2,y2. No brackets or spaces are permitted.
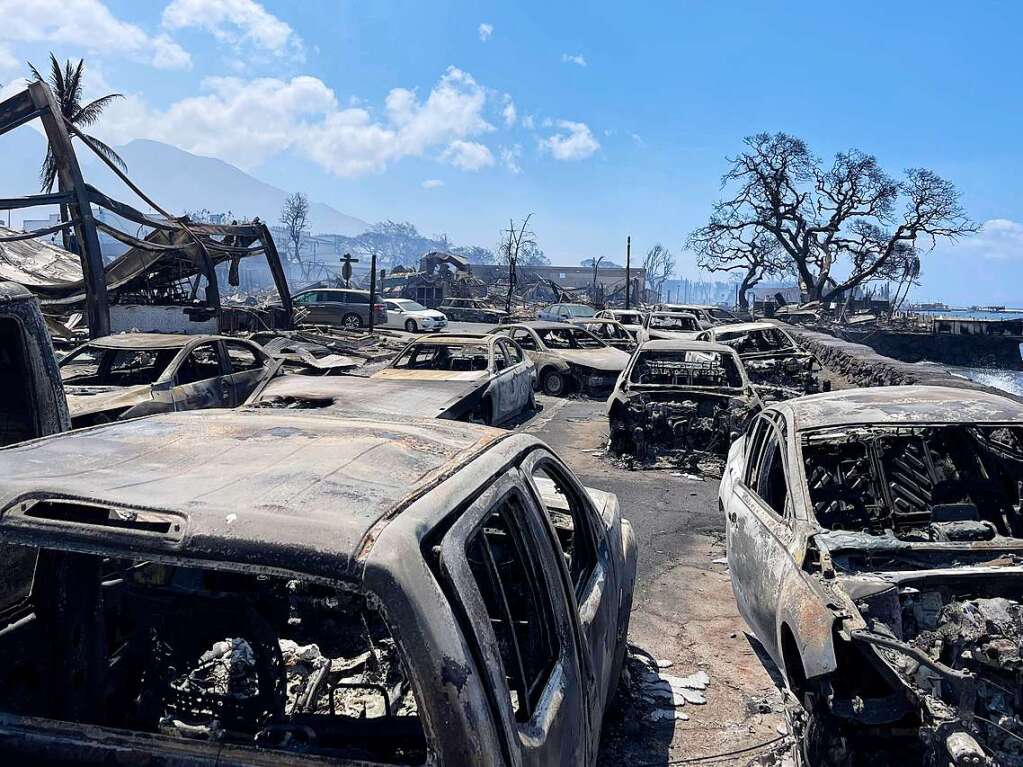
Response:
404,318,418,333
342,313,363,329
542,369,568,397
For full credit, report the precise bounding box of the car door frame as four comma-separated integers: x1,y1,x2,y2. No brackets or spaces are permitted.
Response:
221,339,274,406
726,410,803,662
167,339,232,412
494,337,531,420
518,447,618,742
487,337,515,423
438,470,590,767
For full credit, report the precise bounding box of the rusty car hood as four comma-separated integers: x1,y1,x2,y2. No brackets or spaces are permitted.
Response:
64,383,151,418
552,348,630,371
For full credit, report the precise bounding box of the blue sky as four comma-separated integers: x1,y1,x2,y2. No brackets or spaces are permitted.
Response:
1,0,1021,303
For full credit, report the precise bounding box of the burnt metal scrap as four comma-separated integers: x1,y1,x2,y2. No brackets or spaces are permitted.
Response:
723,386,1023,766
607,340,761,461
698,323,824,401
0,82,293,337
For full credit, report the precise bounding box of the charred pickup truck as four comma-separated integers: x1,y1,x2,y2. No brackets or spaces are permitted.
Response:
0,408,636,766
722,386,1023,766
607,339,762,459
696,322,823,400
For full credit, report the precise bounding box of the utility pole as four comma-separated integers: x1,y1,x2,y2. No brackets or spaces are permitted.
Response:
624,235,631,309
368,252,378,333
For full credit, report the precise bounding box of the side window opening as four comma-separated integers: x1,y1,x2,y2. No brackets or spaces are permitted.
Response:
225,342,261,372
756,435,789,516
0,317,36,445
0,547,426,764
744,418,771,486
512,330,536,351
176,344,223,386
529,462,598,595
465,495,559,721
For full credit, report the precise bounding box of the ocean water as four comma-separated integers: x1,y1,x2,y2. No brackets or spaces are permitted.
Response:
950,366,1023,397
913,309,1023,321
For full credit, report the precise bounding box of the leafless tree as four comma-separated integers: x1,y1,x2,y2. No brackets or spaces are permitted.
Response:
688,221,788,310
642,244,676,302
497,214,537,314
696,133,977,302
280,192,310,277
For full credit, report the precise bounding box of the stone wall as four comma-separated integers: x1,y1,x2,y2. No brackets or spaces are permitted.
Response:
784,325,1021,401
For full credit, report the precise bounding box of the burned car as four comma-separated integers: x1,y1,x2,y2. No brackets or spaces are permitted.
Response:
607,340,762,458
59,333,277,427
436,297,510,324
0,409,636,766
491,321,631,397
654,303,740,329
594,309,645,337
636,311,703,343
370,333,535,425
567,317,637,350
722,386,1023,766
696,322,823,399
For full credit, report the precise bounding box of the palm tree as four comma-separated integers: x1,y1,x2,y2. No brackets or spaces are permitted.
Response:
28,54,126,248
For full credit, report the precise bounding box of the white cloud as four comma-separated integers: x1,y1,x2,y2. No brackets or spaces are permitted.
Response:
500,144,522,175
521,114,535,130
539,120,600,161
442,140,494,171
959,219,1023,261
630,132,645,146
162,0,301,57
478,23,493,42
502,94,516,126
421,179,444,189
98,66,497,177
0,0,192,70
561,52,587,67
0,43,17,77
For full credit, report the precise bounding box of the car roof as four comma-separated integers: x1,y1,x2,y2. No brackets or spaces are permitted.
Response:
414,333,492,345
513,321,578,330
568,317,619,324
637,339,736,354
779,385,1023,432
0,410,510,579
86,333,219,350
706,322,777,335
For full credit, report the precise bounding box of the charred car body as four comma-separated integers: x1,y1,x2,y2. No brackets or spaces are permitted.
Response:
436,297,510,324
567,317,637,350
722,386,1023,766
370,333,535,425
0,409,636,766
636,311,703,344
696,322,823,400
59,333,277,427
653,303,740,330
607,340,762,459
491,321,631,397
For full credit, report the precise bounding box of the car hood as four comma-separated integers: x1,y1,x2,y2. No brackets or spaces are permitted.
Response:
64,384,152,418
647,329,701,341
372,368,489,383
552,348,630,371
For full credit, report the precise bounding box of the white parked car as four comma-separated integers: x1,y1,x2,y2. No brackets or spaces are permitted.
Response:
384,298,448,332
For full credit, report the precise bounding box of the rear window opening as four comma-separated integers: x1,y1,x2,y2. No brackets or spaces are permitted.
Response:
0,548,425,764
392,343,489,372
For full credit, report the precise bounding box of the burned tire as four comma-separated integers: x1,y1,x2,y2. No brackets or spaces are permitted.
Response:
404,319,418,333
342,313,363,329
542,369,568,397
797,683,852,767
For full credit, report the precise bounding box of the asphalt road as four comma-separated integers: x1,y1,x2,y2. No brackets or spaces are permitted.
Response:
518,395,786,766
